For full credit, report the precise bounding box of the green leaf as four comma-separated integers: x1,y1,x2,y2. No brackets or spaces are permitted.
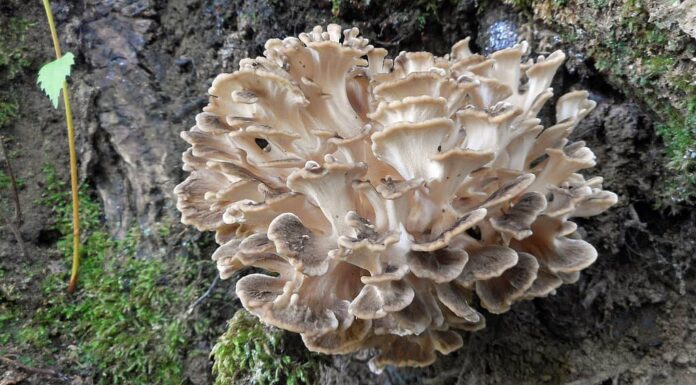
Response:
37,52,75,109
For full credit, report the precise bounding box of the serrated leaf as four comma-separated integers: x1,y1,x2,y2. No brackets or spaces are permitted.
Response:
37,52,75,109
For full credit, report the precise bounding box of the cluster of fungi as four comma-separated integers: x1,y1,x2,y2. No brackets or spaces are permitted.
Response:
175,25,617,372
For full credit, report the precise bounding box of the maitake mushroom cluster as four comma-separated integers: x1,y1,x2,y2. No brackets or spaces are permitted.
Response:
175,25,617,372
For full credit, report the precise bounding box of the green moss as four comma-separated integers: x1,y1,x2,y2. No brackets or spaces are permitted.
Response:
417,14,427,31
0,170,11,190
0,17,32,81
643,56,675,76
0,17,31,129
158,222,173,238
0,100,19,129
331,0,341,16
588,15,695,202
655,102,696,201
528,0,696,204
0,170,23,190
211,310,319,385
0,15,30,215
591,0,608,8
0,165,215,385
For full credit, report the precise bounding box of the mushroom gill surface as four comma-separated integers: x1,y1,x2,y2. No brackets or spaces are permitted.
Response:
175,24,617,372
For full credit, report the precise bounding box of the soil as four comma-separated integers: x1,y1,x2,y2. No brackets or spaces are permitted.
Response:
1,1,694,384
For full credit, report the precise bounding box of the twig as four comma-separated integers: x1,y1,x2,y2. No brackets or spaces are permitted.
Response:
187,275,220,315
422,368,461,384
2,217,26,257
0,355,66,379
0,136,26,257
373,38,402,47
625,203,646,230
0,137,22,224
384,367,397,385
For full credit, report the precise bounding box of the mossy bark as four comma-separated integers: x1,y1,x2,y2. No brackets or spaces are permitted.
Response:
510,0,696,202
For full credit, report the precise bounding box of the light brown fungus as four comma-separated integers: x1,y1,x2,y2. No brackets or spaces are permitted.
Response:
175,24,617,372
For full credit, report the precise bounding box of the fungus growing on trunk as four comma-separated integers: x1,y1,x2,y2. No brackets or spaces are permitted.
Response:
175,24,617,372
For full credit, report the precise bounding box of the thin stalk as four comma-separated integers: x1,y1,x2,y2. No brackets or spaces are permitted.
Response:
0,136,26,257
0,136,23,224
42,0,81,294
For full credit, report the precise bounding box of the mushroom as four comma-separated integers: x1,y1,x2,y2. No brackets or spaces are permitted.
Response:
176,24,617,371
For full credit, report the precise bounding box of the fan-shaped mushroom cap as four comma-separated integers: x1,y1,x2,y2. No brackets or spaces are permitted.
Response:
523,267,564,298
175,170,234,231
476,252,539,313
176,24,617,372
407,248,468,283
302,317,371,354
490,191,547,240
411,208,487,252
368,334,437,374
457,245,519,287
435,283,481,323
431,329,464,354
212,238,244,279
349,280,415,319
371,118,454,180
390,289,434,335
267,213,333,276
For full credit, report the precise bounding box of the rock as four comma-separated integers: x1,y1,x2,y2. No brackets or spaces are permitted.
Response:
675,353,691,367
646,0,696,39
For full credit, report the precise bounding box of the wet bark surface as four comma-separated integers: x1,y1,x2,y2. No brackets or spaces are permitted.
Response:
1,0,694,384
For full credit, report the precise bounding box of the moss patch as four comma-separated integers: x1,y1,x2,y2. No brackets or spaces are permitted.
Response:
211,310,319,385
525,0,696,204
0,16,32,129
0,166,223,384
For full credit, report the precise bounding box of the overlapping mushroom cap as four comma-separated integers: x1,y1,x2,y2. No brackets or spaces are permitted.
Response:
175,24,617,372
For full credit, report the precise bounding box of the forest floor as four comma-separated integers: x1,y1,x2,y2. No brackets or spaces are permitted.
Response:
0,1,695,385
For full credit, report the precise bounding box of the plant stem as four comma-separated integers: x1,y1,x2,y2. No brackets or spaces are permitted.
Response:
42,0,81,294
0,136,23,224
187,275,221,315
0,136,26,257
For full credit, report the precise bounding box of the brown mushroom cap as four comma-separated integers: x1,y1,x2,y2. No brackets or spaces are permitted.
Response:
456,245,519,287
302,317,371,354
514,216,598,274
411,208,487,252
368,334,437,373
212,238,244,279
389,290,433,335
349,280,415,319
434,283,481,323
522,267,564,299
175,170,233,231
267,213,333,276
476,252,539,313
431,329,464,354
407,248,469,283
235,273,288,309
490,191,547,240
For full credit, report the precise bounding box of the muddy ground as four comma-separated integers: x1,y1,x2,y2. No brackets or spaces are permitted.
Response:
1,0,695,384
